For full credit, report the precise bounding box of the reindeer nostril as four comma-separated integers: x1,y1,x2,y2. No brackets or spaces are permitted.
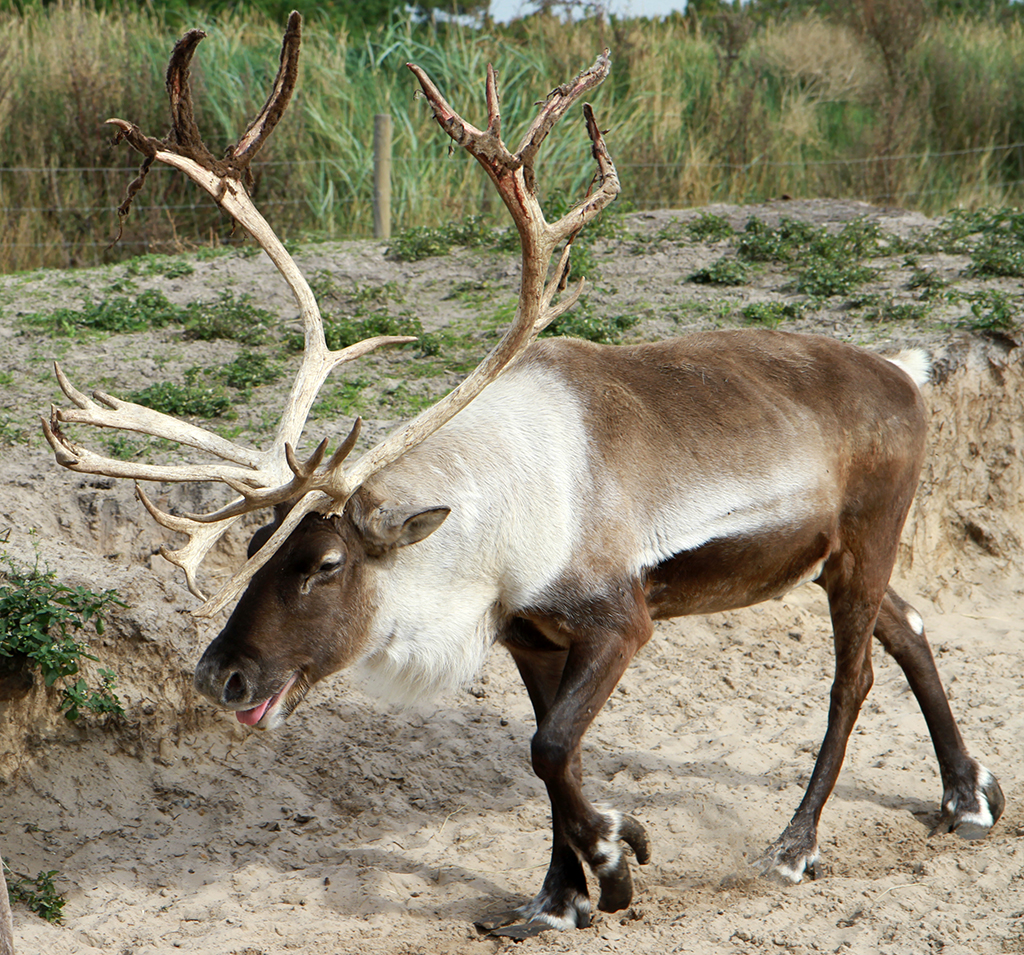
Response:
223,671,247,704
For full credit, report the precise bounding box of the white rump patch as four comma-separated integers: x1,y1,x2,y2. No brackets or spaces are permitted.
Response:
886,348,931,387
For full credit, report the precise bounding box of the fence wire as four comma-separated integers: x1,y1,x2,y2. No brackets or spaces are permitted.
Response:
4,141,1024,262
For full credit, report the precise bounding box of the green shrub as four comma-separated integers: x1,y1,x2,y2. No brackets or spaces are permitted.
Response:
741,300,804,326
686,212,734,242
0,551,124,721
182,292,277,345
7,869,66,923
387,215,496,262
543,309,639,344
21,289,185,336
689,256,750,286
222,352,283,391
961,289,1019,331
794,259,877,298
129,372,232,418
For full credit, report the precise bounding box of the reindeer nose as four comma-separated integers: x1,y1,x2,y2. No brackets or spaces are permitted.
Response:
223,670,248,704
194,654,252,707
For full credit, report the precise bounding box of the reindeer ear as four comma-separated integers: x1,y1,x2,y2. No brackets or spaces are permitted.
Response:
358,504,450,553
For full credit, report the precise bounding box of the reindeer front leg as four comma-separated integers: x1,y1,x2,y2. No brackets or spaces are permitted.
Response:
488,610,652,938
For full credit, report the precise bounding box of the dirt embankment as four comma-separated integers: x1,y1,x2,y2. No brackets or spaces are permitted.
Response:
0,201,1022,955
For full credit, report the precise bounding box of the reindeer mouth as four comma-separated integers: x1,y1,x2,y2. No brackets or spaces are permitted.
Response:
235,672,300,729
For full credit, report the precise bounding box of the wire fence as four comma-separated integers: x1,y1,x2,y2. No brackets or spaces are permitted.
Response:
4,140,1024,264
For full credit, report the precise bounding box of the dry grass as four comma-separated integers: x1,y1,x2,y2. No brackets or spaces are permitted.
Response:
3,4,1024,272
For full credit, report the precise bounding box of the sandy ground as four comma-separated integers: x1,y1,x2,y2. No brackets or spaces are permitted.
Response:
0,201,1022,954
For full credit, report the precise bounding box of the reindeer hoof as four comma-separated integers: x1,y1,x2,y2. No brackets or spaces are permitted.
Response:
756,823,820,884
477,887,593,936
930,763,1004,840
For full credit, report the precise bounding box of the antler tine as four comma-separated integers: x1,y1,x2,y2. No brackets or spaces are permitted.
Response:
515,50,611,176
51,362,264,468
137,484,239,600
485,63,501,140
547,102,620,248
165,29,218,169
231,11,302,166
406,63,520,175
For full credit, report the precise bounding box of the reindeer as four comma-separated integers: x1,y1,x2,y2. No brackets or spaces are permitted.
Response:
42,14,1003,939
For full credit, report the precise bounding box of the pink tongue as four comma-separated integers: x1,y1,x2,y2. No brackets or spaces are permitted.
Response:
236,698,271,726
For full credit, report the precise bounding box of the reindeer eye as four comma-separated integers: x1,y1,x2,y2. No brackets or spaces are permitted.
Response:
315,550,344,576
298,550,345,594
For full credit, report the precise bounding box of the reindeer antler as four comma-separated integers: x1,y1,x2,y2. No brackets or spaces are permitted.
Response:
44,14,619,619
44,14,412,602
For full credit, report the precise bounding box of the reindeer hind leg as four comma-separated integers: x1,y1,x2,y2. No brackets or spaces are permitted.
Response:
874,587,1004,838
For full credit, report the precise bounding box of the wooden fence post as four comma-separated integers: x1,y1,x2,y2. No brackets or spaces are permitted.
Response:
373,114,392,239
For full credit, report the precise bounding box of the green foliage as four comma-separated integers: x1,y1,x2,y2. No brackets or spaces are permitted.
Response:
689,256,750,286
7,868,66,923
740,300,804,326
960,289,1019,331
0,551,124,721
287,311,423,353
0,416,25,447
906,266,947,299
736,217,883,298
21,290,185,336
313,378,367,418
221,352,283,391
737,217,821,263
182,292,276,345
543,307,639,344
386,216,496,262
129,369,232,418
686,213,735,242
794,260,877,298
8,6,1024,272
123,254,195,280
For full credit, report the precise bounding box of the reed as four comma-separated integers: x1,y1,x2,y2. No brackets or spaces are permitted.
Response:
4,2,1024,272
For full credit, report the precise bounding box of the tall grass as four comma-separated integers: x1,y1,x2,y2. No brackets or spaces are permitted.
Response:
4,1,1024,272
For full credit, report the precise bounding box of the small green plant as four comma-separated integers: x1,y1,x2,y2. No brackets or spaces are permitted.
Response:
689,256,750,286
221,352,283,392
313,378,367,418
387,215,496,262
544,307,639,344
794,259,876,298
960,289,1019,331
741,300,803,327
129,369,231,418
21,289,185,336
7,869,66,923
863,299,931,323
0,416,25,447
737,216,819,262
182,292,276,345
686,212,734,241
907,267,947,299
123,253,195,279
0,552,124,721
297,311,423,353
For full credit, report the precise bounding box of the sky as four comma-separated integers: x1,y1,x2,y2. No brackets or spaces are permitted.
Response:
488,1,690,22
